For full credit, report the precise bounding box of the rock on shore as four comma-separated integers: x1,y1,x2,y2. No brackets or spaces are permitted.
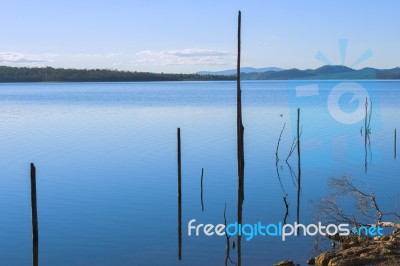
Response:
313,229,400,266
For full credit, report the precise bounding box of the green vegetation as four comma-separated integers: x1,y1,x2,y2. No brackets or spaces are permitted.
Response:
0,66,235,83
240,65,400,80
1,65,400,82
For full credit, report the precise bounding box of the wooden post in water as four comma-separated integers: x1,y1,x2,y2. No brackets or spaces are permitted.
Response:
177,128,182,260
297,108,301,178
365,97,368,136
236,11,244,193
236,10,244,266
200,168,204,211
395,129,397,159
30,163,39,266
296,108,301,226
364,98,368,172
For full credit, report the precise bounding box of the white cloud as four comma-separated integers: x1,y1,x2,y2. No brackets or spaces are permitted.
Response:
0,52,56,64
72,53,101,57
106,53,122,57
135,48,234,66
72,53,121,58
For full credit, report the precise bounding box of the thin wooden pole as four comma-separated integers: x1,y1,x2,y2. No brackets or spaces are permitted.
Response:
365,97,368,137
237,10,244,186
30,163,39,266
200,168,204,211
395,129,397,159
296,108,301,226
364,98,368,172
236,10,244,266
177,128,182,260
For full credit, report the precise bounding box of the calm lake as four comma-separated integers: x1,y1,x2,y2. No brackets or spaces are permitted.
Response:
0,80,399,265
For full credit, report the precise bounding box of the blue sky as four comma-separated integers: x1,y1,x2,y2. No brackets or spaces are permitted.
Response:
0,0,399,73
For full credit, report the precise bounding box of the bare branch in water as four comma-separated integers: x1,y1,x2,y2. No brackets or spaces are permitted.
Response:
286,137,297,162
275,123,286,165
315,176,400,229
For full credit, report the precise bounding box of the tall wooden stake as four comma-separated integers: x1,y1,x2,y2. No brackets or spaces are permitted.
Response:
177,128,182,260
395,129,397,159
236,11,244,190
200,168,204,211
296,108,301,226
236,10,244,266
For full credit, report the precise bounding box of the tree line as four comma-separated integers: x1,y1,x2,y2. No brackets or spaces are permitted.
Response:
0,66,235,82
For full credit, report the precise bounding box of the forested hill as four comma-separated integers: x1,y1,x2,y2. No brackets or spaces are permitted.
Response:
0,66,235,82
2,65,400,83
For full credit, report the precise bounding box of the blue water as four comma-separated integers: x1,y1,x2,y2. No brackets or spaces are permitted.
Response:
0,80,399,265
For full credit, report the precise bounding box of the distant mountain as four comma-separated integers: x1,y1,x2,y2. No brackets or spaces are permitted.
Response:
240,65,400,80
311,65,355,75
374,67,400,79
197,67,282,76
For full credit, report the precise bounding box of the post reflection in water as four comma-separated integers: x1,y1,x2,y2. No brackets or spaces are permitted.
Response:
364,97,372,173
224,204,236,266
32,240,38,266
275,122,292,225
30,163,39,266
237,178,243,266
276,158,290,224
364,133,372,173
